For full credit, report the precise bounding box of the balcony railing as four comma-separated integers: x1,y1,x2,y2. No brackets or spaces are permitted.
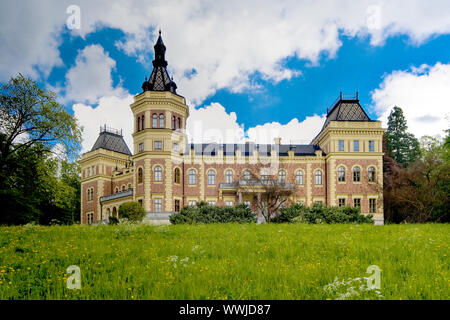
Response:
327,92,359,114
219,180,294,190
101,188,133,202
218,183,237,190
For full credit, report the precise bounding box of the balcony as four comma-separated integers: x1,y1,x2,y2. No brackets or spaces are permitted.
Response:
219,180,294,191
101,188,133,202
219,182,236,190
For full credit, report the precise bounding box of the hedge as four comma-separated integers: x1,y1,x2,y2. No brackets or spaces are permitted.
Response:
169,202,256,224
275,203,374,224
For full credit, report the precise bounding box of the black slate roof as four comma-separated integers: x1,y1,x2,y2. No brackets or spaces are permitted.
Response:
91,131,132,156
141,31,177,94
311,94,374,143
321,98,372,131
184,143,323,156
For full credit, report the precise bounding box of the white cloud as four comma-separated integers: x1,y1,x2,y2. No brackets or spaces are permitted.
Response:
247,116,326,144
3,0,450,105
371,62,450,139
0,0,66,81
186,102,326,145
73,95,134,153
65,45,126,104
187,103,245,143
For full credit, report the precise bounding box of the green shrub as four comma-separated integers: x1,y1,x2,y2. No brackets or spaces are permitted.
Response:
118,202,146,222
277,204,373,224
109,216,119,225
169,202,256,224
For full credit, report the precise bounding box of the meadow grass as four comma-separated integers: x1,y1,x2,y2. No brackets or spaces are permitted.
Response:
0,223,448,300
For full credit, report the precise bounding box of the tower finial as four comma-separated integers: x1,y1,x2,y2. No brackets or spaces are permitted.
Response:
159,29,161,36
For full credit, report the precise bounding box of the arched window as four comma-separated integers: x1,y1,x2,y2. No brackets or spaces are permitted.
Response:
172,116,176,130
137,116,141,131
353,167,361,182
174,168,181,184
128,184,132,190
243,170,251,181
315,170,322,185
188,169,196,185
368,167,376,182
225,170,233,183
278,170,286,183
115,187,119,193
138,168,143,184
207,169,215,185
87,189,91,201
159,114,165,128
141,115,145,130
296,171,303,185
122,185,126,191
338,166,346,182
177,117,181,130
152,113,157,128
154,166,163,182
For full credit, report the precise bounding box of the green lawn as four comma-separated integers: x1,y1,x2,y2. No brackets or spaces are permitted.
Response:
0,223,448,300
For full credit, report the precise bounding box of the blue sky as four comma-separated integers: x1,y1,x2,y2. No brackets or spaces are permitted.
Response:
1,1,450,151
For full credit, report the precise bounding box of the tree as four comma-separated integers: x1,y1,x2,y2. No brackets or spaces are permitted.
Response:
241,163,296,223
0,74,82,225
0,74,81,184
119,202,146,222
385,106,420,167
383,135,449,223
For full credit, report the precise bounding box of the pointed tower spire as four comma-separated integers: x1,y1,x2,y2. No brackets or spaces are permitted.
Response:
141,30,177,94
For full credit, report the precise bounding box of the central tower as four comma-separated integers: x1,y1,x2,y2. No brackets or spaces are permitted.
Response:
130,31,189,214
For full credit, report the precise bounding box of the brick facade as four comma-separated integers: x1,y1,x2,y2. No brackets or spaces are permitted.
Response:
80,36,385,225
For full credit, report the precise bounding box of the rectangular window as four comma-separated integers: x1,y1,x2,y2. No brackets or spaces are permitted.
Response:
173,143,179,153
188,200,196,206
87,213,94,225
174,199,180,212
154,198,162,213
207,201,216,206
139,143,144,153
314,201,323,206
354,198,361,208
138,199,143,207
338,140,344,151
369,199,376,213
297,201,304,206
353,140,359,152
243,201,251,207
338,198,346,207
369,140,375,152
154,141,162,150
225,201,234,207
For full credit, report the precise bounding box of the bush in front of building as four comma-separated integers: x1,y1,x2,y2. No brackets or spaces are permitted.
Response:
169,202,257,224
275,203,373,224
108,216,119,225
118,201,146,222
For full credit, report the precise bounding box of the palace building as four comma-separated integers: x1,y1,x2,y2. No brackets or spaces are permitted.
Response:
80,32,385,225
